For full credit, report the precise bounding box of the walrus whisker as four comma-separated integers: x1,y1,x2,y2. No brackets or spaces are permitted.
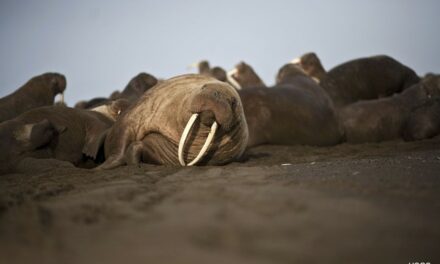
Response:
227,68,242,90
178,113,218,166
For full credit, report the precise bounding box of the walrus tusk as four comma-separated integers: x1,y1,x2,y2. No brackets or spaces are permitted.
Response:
178,113,218,166
186,62,199,71
226,68,242,90
290,57,301,64
58,92,65,104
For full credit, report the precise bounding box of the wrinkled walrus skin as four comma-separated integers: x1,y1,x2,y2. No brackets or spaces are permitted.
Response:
0,73,66,123
99,74,249,169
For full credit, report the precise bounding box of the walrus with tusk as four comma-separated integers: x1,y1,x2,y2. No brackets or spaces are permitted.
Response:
227,61,266,89
0,72,66,123
291,53,420,108
98,74,248,169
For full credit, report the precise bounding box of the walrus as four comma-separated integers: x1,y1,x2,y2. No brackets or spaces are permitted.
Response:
98,74,248,169
291,52,326,81
0,118,63,174
240,63,343,147
403,98,440,141
0,99,130,173
74,72,157,109
291,53,421,107
190,60,228,82
0,72,66,123
227,61,266,89
74,97,109,109
340,74,440,143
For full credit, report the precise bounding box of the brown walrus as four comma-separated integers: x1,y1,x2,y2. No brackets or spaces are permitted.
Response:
403,97,440,141
0,73,66,123
190,60,228,82
292,53,421,107
0,99,129,173
98,74,248,169
227,61,266,89
290,52,326,81
74,72,158,109
340,74,440,143
240,63,343,147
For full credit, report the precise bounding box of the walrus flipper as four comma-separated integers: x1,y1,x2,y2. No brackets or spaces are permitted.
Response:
124,141,145,165
95,154,125,170
82,129,108,159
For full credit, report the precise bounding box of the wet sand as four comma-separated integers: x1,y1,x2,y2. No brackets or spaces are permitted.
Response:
1,138,440,264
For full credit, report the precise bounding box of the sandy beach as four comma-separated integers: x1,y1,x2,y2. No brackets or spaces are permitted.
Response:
1,138,440,264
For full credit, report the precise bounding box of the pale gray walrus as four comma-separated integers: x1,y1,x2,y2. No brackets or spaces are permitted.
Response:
340,74,440,143
0,99,130,174
291,53,421,107
0,73,66,123
74,72,158,109
239,63,343,147
227,61,266,89
98,74,249,169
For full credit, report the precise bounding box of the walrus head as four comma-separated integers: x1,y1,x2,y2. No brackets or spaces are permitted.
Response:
0,119,65,173
27,73,66,104
420,74,440,98
291,52,326,81
46,73,67,103
189,82,240,131
276,63,309,85
90,99,130,121
121,72,158,101
210,67,227,82
227,61,265,89
187,60,210,75
178,79,248,166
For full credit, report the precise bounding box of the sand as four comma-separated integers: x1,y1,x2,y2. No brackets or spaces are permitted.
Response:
1,138,440,264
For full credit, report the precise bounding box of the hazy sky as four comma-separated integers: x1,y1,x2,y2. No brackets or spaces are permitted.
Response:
1,0,439,105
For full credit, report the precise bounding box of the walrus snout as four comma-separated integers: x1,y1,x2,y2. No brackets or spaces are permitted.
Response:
190,84,235,131
51,73,67,94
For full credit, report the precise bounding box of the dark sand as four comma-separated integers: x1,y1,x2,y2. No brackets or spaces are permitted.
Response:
1,138,440,264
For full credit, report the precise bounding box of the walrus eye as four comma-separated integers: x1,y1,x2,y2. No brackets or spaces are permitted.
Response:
231,98,237,109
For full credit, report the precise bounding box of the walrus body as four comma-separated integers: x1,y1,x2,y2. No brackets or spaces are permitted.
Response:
99,74,248,169
403,98,440,141
341,75,440,143
327,55,420,107
0,99,129,172
293,53,420,107
0,73,66,122
241,64,343,147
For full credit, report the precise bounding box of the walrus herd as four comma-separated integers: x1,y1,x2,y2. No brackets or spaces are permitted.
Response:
0,53,439,173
